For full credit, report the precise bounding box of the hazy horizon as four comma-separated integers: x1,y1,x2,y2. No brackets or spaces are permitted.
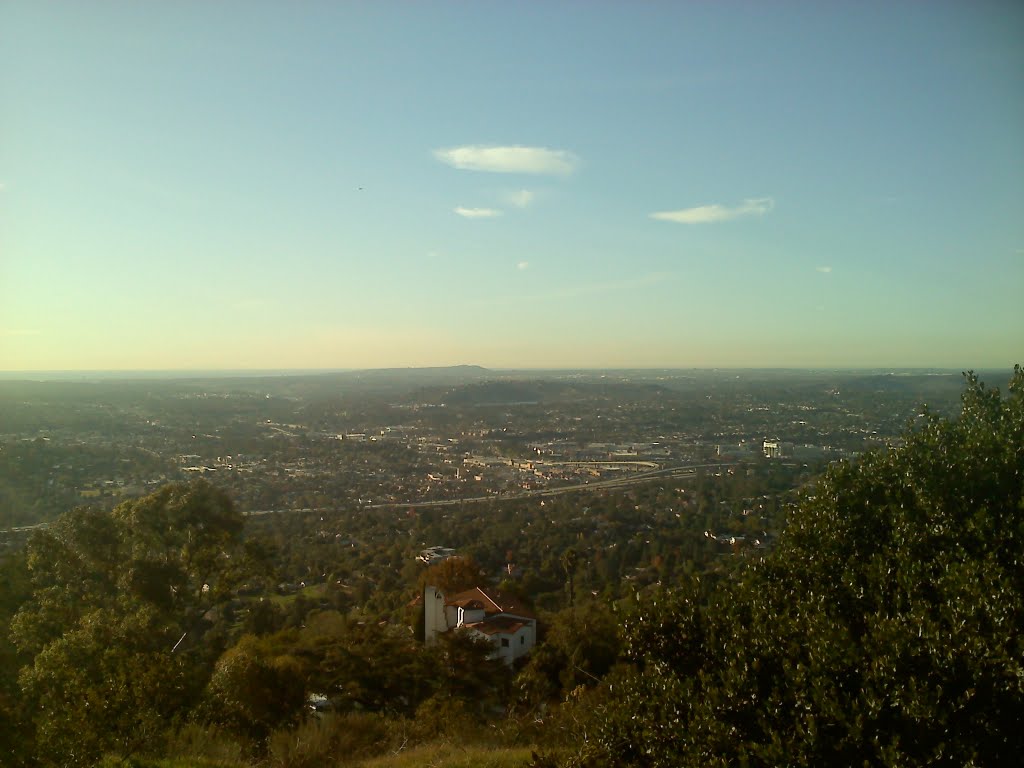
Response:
2,3,1021,371
0,364,1003,384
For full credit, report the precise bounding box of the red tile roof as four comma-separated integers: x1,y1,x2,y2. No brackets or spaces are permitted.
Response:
446,587,535,619
448,597,486,610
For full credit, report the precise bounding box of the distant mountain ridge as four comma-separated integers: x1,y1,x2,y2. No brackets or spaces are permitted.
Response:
342,364,490,380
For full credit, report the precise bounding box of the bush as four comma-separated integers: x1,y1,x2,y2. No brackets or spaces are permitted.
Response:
267,712,398,768
160,723,246,765
583,368,1024,767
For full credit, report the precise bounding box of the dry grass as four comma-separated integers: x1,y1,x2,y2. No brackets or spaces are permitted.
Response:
352,742,536,768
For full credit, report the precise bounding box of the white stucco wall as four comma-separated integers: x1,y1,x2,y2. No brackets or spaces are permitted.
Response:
424,586,449,645
479,621,536,665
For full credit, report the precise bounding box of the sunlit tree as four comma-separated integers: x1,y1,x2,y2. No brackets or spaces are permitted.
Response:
11,481,249,766
584,368,1024,767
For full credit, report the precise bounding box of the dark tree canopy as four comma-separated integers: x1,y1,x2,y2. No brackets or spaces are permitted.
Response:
10,482,247,767
585,368,1024,767
417,554,487,595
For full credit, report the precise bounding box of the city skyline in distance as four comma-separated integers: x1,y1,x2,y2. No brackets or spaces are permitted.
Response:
2,3,1022,372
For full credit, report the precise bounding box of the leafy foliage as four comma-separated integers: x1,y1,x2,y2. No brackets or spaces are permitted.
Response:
517,602,620,708
10,481,248,766
202,634,306,746
20,606,195,764
417,555,487,595
583,368,1024,766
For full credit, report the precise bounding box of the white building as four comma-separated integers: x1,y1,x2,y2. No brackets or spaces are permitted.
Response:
417,546,457,564
424,585,536,665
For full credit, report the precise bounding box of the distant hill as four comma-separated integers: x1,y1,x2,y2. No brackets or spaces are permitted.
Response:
340,365,491,383
415,377,671,406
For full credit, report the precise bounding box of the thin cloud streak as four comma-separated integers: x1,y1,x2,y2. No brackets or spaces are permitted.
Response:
435,145,578,175
651,197,774,224
816,266,833,273
507,189,535,208
454,206,502,218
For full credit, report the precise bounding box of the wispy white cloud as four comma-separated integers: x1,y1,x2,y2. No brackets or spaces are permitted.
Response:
517,261,530,270
506,189,535,208
435,145,578,175
454,206,502,219
815,266,832,273
650,197,774,224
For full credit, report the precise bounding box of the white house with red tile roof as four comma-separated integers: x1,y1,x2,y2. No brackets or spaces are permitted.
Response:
424,585,536,665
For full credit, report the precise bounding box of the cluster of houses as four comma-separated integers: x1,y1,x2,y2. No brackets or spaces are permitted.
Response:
704,529,770,549
417,545,457,565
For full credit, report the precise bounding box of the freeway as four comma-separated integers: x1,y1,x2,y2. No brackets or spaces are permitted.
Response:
367,462,735,509
3,463,739,529
242,462,737,516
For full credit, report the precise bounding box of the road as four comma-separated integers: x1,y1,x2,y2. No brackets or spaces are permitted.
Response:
3,463,737,530
243,462,735,516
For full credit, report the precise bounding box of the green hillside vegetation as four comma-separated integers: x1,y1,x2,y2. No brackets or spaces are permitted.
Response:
0,368,1020,767
544,368,1024,766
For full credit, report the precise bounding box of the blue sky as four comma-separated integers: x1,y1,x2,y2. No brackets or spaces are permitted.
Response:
2,1,1021,370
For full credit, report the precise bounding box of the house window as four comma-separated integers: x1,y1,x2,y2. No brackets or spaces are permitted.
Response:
501,638,509,647
520,635,525,645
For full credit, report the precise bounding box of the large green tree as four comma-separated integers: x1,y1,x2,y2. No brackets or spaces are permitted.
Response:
10,481,248,767
417,555,487,595
517,602,620,708
583,368,1024,767
0,551,34,767
202,633,306,747
19,606,194,763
